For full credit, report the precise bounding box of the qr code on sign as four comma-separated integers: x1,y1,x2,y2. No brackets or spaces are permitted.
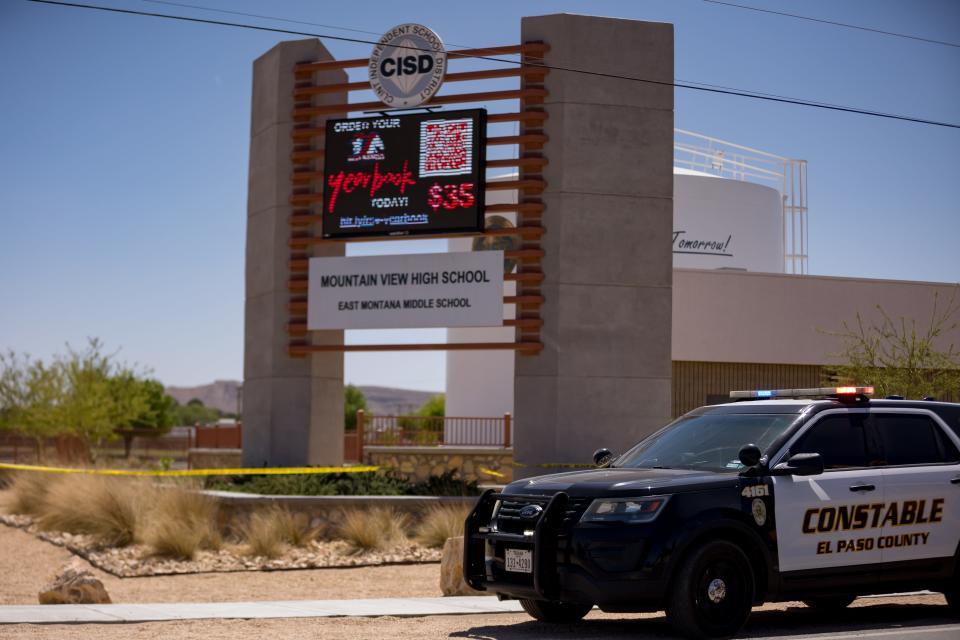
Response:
419,118,473,177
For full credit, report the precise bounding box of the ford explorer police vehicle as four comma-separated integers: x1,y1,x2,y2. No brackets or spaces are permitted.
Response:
464,387,960,639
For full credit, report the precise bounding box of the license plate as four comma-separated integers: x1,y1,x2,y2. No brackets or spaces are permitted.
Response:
504,548,532,573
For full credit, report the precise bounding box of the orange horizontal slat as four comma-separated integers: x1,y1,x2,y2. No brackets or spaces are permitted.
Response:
289,342,543,354
293,89,548,120
292,43,548,75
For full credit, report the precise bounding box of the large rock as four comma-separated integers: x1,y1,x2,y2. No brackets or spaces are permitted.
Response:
440,536,484,597
38,558,111,605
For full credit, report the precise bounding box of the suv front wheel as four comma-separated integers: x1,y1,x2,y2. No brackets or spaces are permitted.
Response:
519,598,593,623
666,540,756,639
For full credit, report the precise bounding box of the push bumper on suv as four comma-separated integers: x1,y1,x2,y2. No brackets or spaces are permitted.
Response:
464,489,668,608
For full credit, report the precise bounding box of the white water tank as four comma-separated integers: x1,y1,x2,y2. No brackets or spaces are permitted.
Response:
673,168,784,273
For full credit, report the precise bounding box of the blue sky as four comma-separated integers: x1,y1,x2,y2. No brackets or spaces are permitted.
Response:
1,0,958,391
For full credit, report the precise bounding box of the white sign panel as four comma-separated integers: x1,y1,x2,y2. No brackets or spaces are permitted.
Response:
307,251,503,330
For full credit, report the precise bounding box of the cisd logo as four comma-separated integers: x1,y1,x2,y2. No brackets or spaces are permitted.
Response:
369,24,447,108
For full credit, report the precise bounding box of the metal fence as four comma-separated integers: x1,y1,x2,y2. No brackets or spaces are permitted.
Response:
0,423,242,464
345,411,511,462
194,423,242,449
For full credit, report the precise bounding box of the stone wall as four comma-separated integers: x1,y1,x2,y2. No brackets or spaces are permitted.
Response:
364,446,514,484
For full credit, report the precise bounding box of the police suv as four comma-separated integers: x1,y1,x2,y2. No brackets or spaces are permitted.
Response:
463,387,960,639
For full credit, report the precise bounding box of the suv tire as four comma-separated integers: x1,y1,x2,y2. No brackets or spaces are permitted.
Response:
519,598,592,623
666,540,756,639
946,589,959,616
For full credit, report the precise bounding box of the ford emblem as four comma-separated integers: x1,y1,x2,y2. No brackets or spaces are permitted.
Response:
519,504,543,519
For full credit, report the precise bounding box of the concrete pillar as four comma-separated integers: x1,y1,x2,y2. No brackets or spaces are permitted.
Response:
515,15,674,472
243,39,346,467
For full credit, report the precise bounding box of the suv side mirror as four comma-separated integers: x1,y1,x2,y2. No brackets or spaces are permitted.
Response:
593,448,614,467
771,452,824,476
738,444,762,467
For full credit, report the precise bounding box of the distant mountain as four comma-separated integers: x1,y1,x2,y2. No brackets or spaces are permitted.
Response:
358,385,440,416
164,380,440,416
166,380,241,414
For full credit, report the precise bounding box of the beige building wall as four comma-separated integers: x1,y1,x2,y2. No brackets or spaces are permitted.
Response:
673,269,959,367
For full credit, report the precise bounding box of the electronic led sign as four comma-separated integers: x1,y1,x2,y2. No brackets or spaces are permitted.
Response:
322,109,487,239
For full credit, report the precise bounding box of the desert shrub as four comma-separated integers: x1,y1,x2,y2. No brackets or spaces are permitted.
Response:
408,470,480,497
271,506,314,546
4,472,51,516
238,509,286,558
416,505,470,548
208,470,481,497
36,475,151,546
337,507,409,551
207,472,411,496
238,506,314,558
143,486,220,559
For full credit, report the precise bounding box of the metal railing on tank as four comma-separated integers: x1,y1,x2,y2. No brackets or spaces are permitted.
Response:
673,129,808,275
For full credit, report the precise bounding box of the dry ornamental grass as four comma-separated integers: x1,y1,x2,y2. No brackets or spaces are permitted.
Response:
236,505,318,558
39,475,155,547
338,507,410,552
4,472,51,517
270,506,316,547
2,472,452,571
143,486,221,560
415,506,470,549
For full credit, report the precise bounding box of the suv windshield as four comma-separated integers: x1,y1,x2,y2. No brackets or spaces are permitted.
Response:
613,413,799,473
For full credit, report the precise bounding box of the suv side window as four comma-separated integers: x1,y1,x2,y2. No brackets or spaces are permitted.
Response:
874,413,960,465
791,414,869,469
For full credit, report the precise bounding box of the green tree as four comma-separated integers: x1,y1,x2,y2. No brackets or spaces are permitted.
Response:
57,339,148,451
825,288,960,401
416,394,445,418
129,380,177,432
0,353,66,459
395,394,446,445
0,351,29,433
173,398,220,426
344,384,368,431
114,379,177,458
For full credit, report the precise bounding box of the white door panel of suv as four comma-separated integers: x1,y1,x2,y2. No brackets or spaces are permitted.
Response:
873,410,960,565
774,410,884,572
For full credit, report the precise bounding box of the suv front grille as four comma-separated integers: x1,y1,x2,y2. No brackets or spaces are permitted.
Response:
495,495,592,534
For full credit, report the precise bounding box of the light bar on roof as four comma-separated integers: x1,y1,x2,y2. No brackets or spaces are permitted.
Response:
729,387,874,400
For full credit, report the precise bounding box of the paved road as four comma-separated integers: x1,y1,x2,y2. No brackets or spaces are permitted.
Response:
4,600,958,640
447,602,960,640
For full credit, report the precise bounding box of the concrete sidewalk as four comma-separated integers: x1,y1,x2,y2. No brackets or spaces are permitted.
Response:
0,596,525,624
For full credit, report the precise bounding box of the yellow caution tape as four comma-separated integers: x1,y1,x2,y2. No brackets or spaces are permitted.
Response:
478,466,506,478
0,462,380,477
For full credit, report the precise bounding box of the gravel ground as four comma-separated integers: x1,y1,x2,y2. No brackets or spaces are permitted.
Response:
0,514,441,577
0,525,443,604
